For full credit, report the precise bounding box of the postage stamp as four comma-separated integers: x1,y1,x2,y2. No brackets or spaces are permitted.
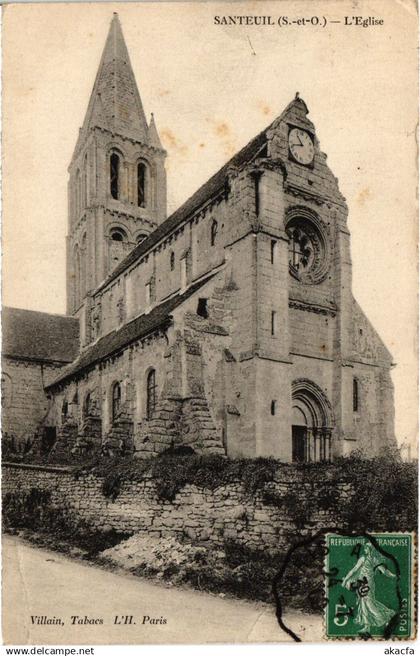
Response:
325,533,415,639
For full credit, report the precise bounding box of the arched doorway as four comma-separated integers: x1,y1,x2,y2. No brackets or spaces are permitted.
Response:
291,379,334,462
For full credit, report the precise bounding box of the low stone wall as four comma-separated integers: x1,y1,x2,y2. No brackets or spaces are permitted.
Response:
2,463,353,550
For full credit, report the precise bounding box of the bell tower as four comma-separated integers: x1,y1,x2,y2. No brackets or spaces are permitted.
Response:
66,13,167,315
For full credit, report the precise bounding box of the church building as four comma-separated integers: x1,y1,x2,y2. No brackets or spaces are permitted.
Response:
3,14,396,462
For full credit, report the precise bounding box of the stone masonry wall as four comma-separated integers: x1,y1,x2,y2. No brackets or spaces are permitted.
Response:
3,463,353,550
2,359,60,442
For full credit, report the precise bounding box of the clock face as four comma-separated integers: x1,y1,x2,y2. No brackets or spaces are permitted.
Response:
288,128,315,165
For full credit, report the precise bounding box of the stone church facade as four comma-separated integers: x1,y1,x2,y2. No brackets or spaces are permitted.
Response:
3,15,395,461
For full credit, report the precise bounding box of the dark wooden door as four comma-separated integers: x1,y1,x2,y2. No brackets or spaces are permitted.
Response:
292,425,307,462
41,427,57,455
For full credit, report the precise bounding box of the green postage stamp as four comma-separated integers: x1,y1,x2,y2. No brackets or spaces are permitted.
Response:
325,533,415,639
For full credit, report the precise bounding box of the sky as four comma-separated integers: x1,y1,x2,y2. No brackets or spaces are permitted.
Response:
2,1,418,449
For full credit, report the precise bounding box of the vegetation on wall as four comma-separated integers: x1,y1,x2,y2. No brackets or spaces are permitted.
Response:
261,451,417,532
3,487,131,556
2,449,417,612
4,448,417,532
74,453,281,502
72,449,418,533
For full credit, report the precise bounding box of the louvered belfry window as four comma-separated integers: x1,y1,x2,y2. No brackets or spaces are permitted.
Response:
137,162,147,207
110,153,120,200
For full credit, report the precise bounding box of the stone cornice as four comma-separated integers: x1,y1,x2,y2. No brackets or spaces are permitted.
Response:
70,126,167,167
92,126,167,156
247,157,288,179
289,299,337,317
2,354,71,367
285,182,346,208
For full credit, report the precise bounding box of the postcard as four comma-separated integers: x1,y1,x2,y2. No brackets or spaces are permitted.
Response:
2,0,418,646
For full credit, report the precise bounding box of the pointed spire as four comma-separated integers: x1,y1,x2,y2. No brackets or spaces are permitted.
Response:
73,13,149,159
148,113,163,150
102,13,132,66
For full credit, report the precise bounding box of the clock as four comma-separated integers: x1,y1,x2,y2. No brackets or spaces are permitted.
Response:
288,128,315,166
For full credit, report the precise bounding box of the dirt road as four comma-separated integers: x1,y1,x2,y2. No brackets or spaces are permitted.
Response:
2,535,323,644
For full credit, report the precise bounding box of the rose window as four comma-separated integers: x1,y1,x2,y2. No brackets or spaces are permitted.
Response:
286,213,329,284
288,228,315,272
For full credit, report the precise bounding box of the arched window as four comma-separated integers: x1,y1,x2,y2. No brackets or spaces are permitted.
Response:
109,228,128,270
353,378,359,412
62,400,68,421
170,251,175,271
84,392,91,417
112,382,121,421
137,162,147,207
146,369,157,420
110,228,127,242
211,219,218,246
110,153,120,200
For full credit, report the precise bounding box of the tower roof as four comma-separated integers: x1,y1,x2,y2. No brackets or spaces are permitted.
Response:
148,113,163,149
71,14,152,163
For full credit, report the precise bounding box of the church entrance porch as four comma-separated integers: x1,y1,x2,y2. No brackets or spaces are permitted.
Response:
291,379,334,463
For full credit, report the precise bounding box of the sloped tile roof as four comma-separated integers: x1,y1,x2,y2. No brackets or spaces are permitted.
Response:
47,272,217,389
97,127,268,291
2,307,79,364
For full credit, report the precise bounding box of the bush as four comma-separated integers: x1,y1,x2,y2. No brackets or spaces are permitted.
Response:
2,434,34,461
102,472,123,501
2,487,131,557
335,451,418,532
3,487,51,529
261,451,417,533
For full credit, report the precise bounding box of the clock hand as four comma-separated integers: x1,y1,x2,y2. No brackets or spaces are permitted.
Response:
291,137,304,148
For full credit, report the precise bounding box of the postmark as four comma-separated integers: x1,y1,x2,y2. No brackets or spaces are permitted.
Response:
325,533,414,639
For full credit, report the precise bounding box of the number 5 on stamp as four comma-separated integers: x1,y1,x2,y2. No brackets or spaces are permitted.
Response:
325,533,414,639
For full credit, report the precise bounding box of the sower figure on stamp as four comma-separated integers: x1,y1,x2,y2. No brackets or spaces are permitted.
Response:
341,543,397,634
